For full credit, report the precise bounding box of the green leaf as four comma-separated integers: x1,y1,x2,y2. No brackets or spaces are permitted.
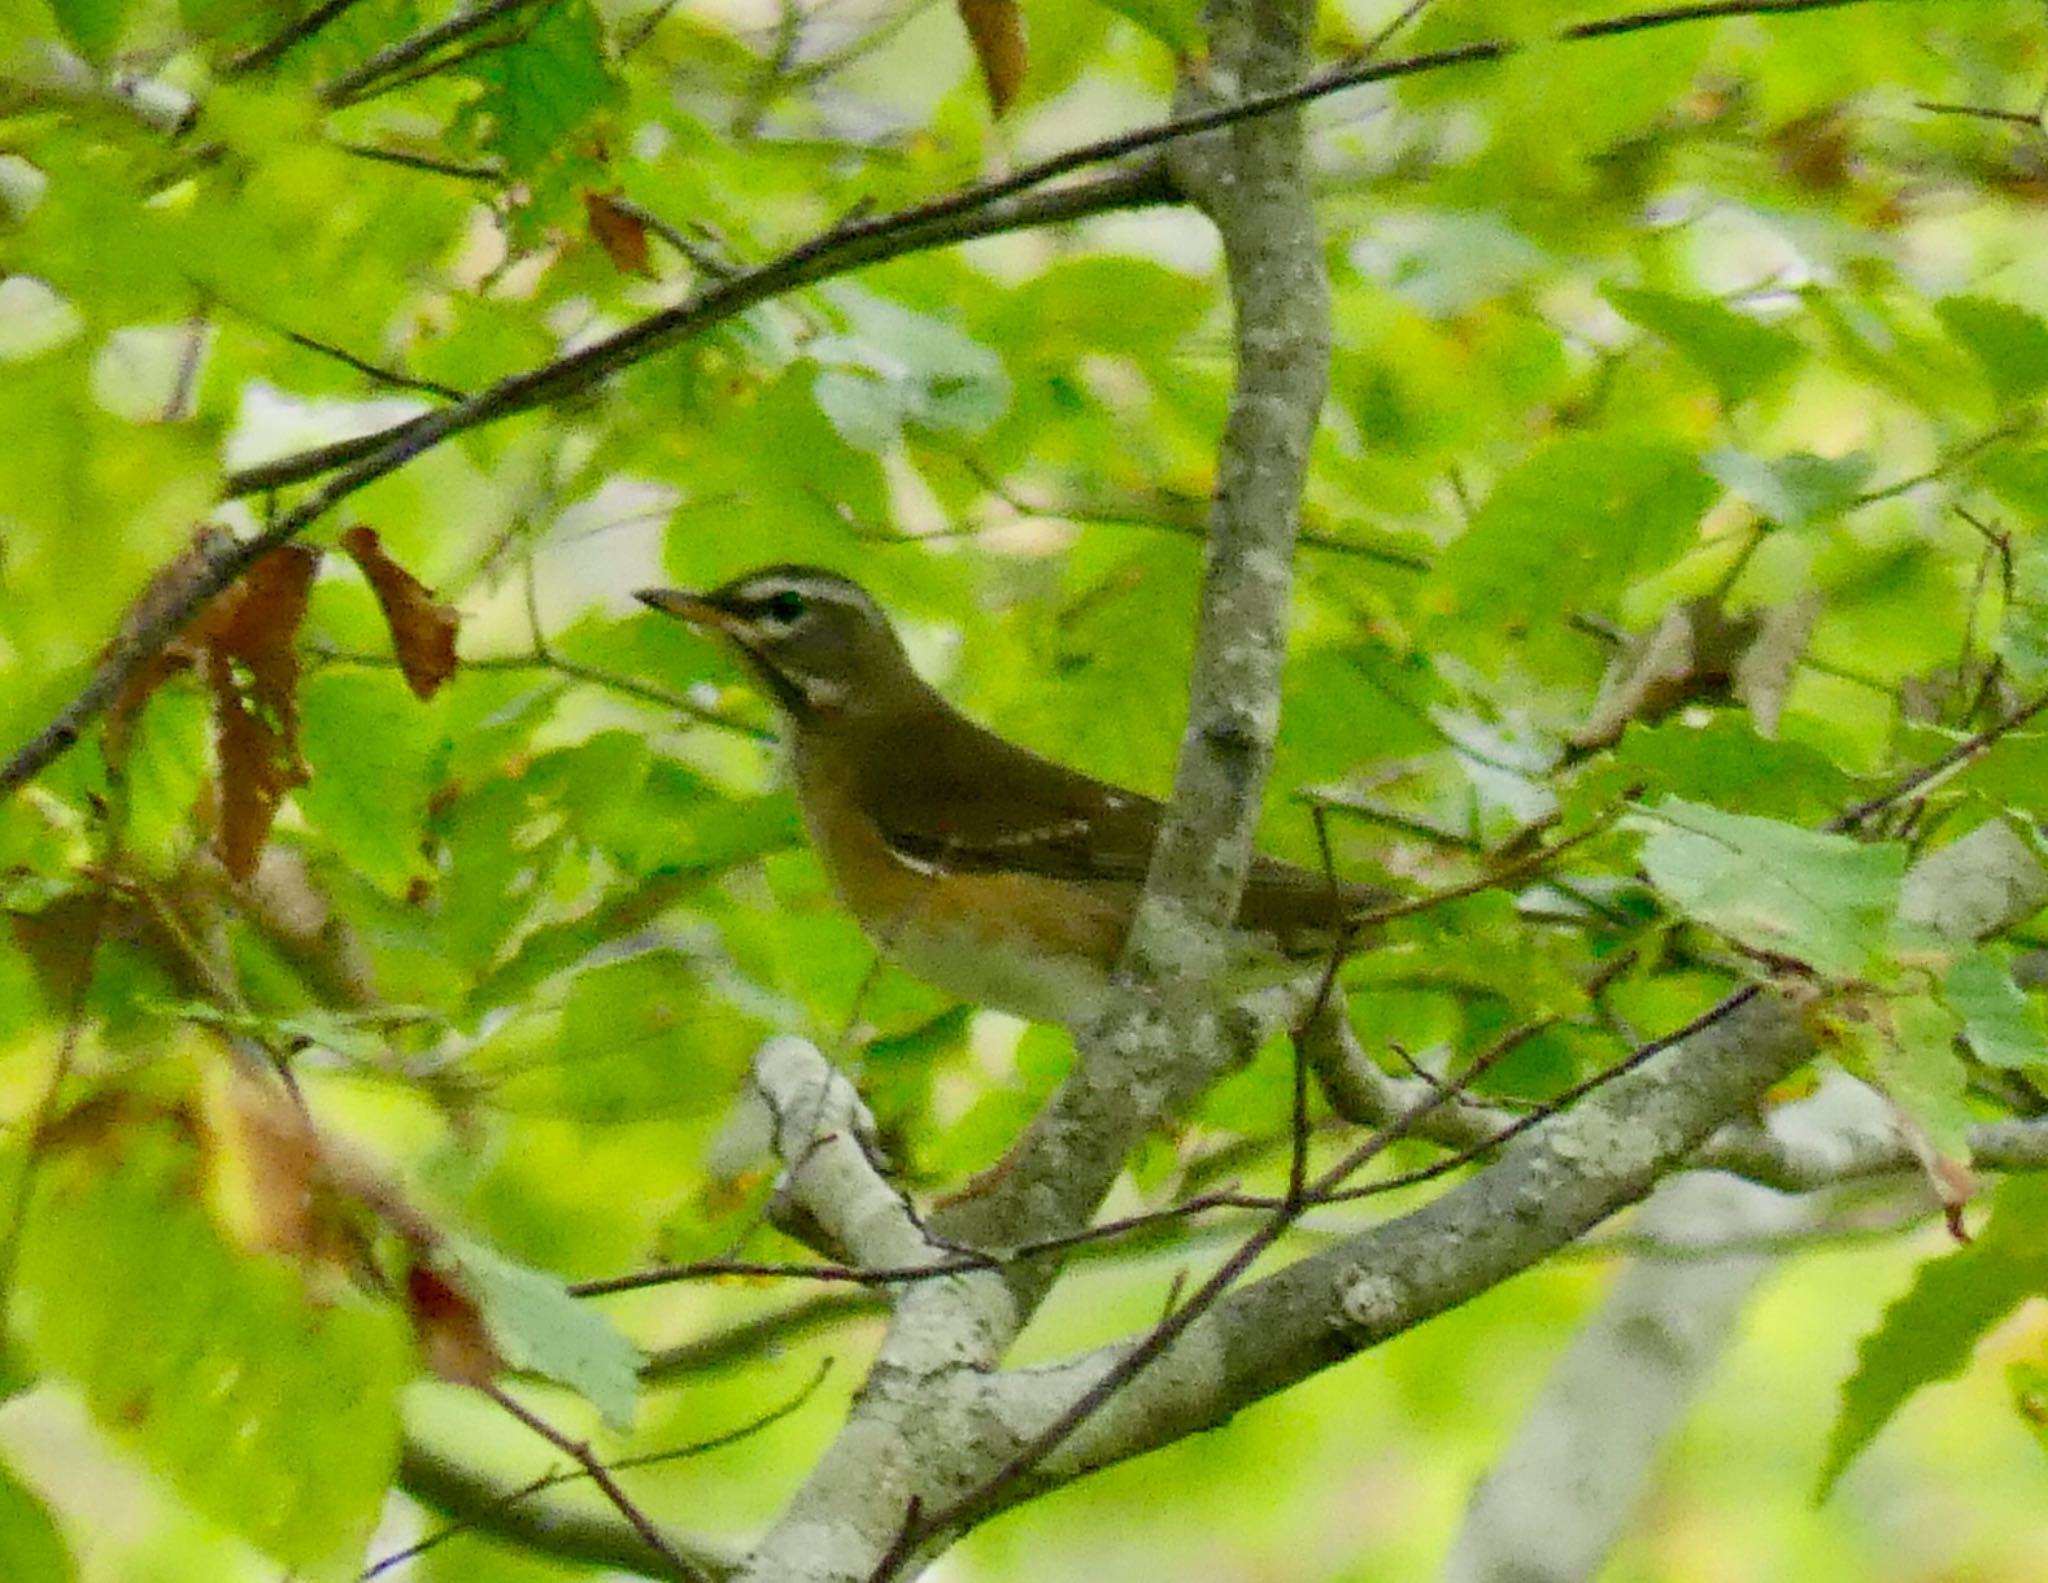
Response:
2000,542,2048,686
811,287,1011,452
295,670,437,895
113,682,210,876
0,1458,72,1583
1088,0,1203,52
1611,716,1854,823
1634,798,1904,979
1606,287,1803,406
436,1238,640,1429
1705,448,1872,529
45,0,130,58
1936,296,2048,406
1943,948,2048,1077
2010,1360,2048,1455
1856,994,1971,1160
1821,1175,2048,1495
463,0,621,175
11,1109,410,1572
1436,436,1714,641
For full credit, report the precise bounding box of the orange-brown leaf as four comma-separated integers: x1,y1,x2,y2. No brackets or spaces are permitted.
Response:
582,188,654,278
197,545,320,880
957,0,1027,116
407,1265,503,1389
340,526,459,701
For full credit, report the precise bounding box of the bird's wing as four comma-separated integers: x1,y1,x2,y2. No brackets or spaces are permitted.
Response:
857,713,1165,883
857,713,1391,942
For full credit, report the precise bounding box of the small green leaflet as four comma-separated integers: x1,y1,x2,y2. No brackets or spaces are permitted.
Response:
1634,798,1905,979
1089,0,1204,52
1821,1175,2048,1496
48,0,130,58
1606,287,1802,406
436,1237,640,1429
461,0,622,175
0,1457,73,1583
1830,993,1972,1162
1705,448,1872,530
1936,296,2048,406
1942,948,2048,1079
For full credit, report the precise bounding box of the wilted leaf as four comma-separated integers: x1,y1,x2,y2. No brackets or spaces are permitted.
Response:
958,0,1028,115
340,527,459,701
13,1087,410,1572
1571,595,1813,749
1771,108,1852,192
582,188,654,278
103,523,235,762
407,1265,503,1390
1635,798,1905,979
194,546,321,880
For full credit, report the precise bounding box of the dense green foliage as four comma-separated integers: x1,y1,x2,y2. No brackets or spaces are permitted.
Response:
5,0,2048,1578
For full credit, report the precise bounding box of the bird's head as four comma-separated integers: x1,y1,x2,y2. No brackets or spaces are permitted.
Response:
637,565,918,722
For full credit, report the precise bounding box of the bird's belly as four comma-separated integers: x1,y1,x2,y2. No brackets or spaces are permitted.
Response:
883,911,1117,1027
797,784,1128,1024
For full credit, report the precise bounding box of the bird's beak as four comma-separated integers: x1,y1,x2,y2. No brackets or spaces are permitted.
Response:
635,588,733,632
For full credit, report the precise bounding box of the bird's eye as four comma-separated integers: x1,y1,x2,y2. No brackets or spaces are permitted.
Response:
761,590,808,625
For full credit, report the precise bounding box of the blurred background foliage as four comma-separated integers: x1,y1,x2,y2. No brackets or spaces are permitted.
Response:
5,0,2048,1578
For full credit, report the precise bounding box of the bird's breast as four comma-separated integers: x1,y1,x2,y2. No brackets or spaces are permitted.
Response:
793,746,1128,1025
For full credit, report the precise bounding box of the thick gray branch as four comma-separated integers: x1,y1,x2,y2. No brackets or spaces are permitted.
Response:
981,820,2048,1499
734,4,1330,1578
938,0,1329,1260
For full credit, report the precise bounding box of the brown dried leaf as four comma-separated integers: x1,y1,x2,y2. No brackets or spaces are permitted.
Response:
1771,108,1852,193
582,188,654,278
1571,595,1816,749
957,0,1027,116
203,1069,324,1260
103,524,236,762
1731,594,1818,737
340,527,459,701
196,545,321,880
407,1265,503,1389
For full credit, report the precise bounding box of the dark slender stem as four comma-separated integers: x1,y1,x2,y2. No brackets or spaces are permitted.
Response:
481,1382,709,1583
1829,689,2048,832
225,0,374,75
319,0,555,106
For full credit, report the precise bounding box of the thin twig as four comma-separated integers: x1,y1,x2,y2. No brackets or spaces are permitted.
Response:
1828,687,2048,832
319,0,555,106
369,1364,826,1577
226,0,376,75
868,998,1557,1576
481,1382,710,1583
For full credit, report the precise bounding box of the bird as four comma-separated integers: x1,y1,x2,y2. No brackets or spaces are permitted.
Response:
637,566,1389,1027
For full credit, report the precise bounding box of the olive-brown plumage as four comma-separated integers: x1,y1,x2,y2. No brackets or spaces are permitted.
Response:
638,566,1385,1025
